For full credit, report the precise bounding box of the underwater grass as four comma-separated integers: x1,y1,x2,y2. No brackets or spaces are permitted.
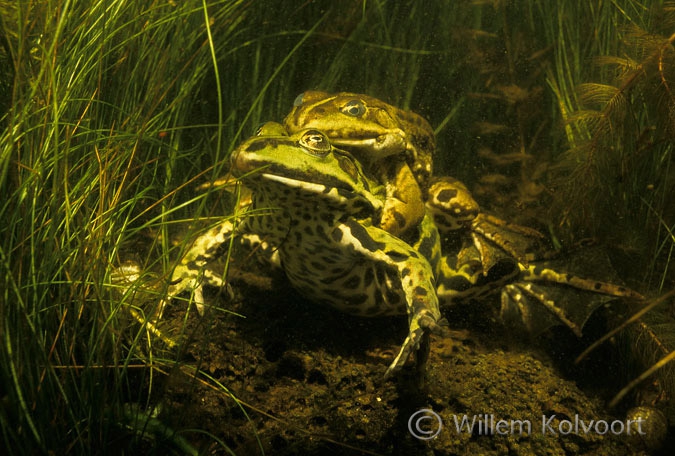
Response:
0,0,258,452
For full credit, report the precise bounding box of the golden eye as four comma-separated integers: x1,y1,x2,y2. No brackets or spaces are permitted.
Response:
341,99,366,117
299,130,331,156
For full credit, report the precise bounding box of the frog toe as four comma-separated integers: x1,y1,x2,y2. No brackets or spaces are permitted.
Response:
417,313,450,336
384,310,449,379
158,278,207,319
385,328,424,379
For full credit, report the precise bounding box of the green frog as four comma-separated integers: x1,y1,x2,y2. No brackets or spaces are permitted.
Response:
166,125,448,377
284,91,434,238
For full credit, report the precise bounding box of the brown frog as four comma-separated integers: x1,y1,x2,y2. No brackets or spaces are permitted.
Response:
284,91,435,238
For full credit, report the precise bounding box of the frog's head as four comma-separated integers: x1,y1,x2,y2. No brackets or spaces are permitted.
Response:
282,91,409,161
231,124,384,215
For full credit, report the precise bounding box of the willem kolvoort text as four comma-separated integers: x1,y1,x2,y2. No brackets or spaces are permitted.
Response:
451,414,645,436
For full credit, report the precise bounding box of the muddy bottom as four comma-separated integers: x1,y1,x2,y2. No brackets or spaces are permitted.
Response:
137,263,669,456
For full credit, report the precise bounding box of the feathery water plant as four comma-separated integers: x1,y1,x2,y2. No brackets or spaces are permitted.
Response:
537,0,675,419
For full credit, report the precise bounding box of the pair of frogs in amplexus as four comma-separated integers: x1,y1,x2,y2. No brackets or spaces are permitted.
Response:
165,90,642,378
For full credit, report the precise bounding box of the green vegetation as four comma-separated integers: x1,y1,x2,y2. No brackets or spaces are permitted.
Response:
1,0,673,453
0,1,254,452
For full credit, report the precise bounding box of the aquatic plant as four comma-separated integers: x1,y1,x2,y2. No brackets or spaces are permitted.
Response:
541,0,675,422
0,0,253,452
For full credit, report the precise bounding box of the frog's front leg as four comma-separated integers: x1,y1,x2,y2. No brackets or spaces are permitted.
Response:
384,284,447,379
376,160,426,239
160,220,237,317
338,218,449,378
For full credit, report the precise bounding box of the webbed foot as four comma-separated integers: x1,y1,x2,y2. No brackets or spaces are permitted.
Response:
157,264,231,318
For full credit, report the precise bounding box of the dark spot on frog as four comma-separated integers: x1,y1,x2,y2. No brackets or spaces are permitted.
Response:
320,211,334,224
345,294,369,306
393,210,406,228
245,140,271,152
331,228,343,243
344,275,361,289
385,268,401,289
363,268,375,287
436,188,459,203
345,218,385,252
415,286,428,296
246,138,297,152
385,289,402,305
375,266,386,286
315,224,326,237
372,292,385,311
385,250,408,262
417,230,437,260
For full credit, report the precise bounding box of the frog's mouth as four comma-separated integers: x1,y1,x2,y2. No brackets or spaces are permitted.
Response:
330,131,407,157
261,173,350,194
259,173,381,213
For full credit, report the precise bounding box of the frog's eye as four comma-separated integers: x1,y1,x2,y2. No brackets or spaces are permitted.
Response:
293,93,305,106
299,130,331,156
341,100,366,117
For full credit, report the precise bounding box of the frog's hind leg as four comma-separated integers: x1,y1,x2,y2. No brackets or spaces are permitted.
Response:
499,252,645,337
519,264,644,300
